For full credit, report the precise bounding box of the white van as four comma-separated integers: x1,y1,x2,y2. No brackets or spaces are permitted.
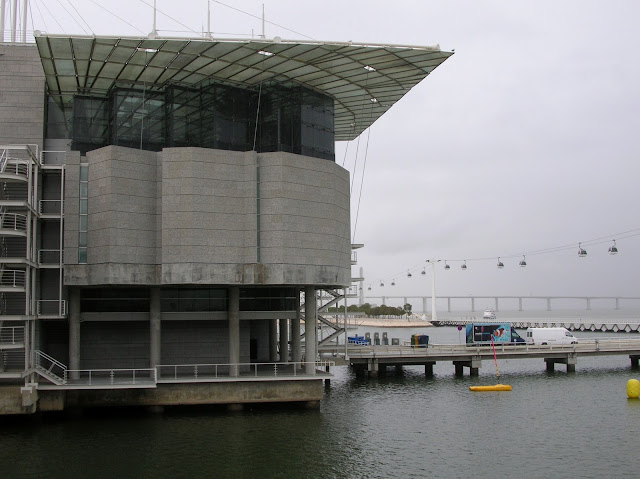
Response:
525,327,578,345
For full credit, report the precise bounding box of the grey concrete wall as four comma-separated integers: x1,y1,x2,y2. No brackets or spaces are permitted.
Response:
87,146,158,266
38,380,324,411
81,321,150,370
162,320,250,365
65,146,351,287
0,44,45,148
161,148,257,283
259,151,351,285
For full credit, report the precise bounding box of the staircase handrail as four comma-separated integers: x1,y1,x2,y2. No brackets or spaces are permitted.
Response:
35,349,68,383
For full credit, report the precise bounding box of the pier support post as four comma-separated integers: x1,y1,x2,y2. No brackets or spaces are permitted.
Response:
424,362,435,378
631,355,640,369
269,319,278,362
292,291,302,364
228,286,240,377
545,355,577,373
367,358,378,378
279,318,289,362
304,287,317,375
150,287,161,370
545,358,555,372
68,288,81,380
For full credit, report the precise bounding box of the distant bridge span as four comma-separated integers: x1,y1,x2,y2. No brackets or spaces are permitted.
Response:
363,296,640,313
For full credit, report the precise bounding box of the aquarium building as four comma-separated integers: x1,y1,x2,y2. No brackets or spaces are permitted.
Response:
0,31,451,414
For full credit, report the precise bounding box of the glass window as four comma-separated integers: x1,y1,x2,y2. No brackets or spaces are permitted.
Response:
67,82,334,160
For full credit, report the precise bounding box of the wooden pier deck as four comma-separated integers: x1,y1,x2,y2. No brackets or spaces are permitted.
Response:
343,339,640,377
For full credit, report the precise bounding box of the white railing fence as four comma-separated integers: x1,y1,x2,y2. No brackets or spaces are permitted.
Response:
64,368,157,386
0,269,26,287
0,326,24,344
37,299,66,316
39,200,62,215
157,360,334,380
38,249,62,265
0,213,28,232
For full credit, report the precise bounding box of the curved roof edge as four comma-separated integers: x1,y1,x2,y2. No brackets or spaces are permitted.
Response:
35,34,453,141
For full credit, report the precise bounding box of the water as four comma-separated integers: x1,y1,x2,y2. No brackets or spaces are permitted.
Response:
2,326,640,478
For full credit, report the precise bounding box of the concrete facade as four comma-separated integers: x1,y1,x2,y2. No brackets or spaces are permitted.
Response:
0,43,45,147
64,146,351,287
1,42,347,414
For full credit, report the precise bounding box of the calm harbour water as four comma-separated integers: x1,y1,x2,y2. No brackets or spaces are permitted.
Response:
2,325,640,479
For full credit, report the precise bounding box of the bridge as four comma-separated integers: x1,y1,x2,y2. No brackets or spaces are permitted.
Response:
363,295,640,313
344,338,640,378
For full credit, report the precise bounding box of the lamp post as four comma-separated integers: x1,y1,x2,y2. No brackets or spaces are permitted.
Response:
426,259,440,322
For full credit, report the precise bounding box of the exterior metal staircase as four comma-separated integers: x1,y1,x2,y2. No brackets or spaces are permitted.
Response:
33,350,67,385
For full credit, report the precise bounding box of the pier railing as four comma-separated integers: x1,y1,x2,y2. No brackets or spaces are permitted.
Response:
157,361,334,382
64,368,157,387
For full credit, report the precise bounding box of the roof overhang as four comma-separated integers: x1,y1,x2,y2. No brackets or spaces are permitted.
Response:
34,34,453,141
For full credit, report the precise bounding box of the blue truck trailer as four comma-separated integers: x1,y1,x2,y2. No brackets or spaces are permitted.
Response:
465,322,525,345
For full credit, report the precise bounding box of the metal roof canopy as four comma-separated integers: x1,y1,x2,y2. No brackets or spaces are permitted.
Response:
34,34,452,141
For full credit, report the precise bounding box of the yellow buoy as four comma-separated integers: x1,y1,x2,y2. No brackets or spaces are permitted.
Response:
469,384,512,392
627,379,640,399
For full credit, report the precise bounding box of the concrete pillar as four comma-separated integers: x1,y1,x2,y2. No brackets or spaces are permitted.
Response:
545,359,555,372
279,318,289,362
68,288,81,380
150,287,161,369
269,319,278,362
422,297,427,313
424,362,434,377
228,286,240,377
291,291,302,364
630,355,639,369
304,286,317,375
367,358,378,378
454,362,464,376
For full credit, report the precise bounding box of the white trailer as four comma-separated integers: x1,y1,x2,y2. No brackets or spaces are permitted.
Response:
525,327,578,345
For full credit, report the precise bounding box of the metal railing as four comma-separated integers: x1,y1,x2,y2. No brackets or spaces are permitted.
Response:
39,200,62,215
0,269,26,287
37,300,66,316
0,326,24,344
157,360,334,381
38,249,62,265
35,350,67,384
64,368,157,386
0,159,29,177
0,213,28,232
40,150,66,166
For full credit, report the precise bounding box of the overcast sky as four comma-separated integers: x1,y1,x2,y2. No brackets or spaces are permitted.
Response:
20,0,640,299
